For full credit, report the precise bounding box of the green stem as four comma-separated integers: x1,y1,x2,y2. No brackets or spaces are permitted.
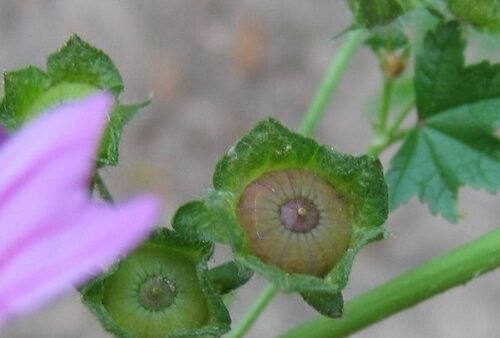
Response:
368,128,411,156
93,172,114,203
279,227,500,338
298,29,363,137
387,99,415,136
369,98,415,156
376,77,394,132
229,283,278,338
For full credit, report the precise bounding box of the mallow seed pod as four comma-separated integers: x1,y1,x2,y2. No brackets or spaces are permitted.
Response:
0,34,149,167
173,118,388,317
237,168,351,277
81,229,230,338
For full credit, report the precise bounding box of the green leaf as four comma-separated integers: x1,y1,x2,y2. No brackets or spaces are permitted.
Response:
301,291,344,318
208,261,254,294
388,21,500,222
415,21,461,118
81,228,231,338
448,0,500,35
47,34,123,94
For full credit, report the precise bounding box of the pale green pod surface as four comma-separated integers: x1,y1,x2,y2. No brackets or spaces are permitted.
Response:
81,229,230,338
173,118,388,317
0,35,149,166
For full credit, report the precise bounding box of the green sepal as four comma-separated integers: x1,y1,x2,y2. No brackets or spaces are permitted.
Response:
301,291,344,318
0,67,51,129
364,26,409,53
348,0,413,28
174,118,388,300
173,199,231,245
213,118,318,195
387,21,500,222
214,118,388,229
324,226,388,288
208,261,254,294
0,35,148,166
99,100,151,166
81,228,231,338
46,34,123,95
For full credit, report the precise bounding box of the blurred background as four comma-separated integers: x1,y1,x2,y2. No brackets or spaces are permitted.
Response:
0,1,498,337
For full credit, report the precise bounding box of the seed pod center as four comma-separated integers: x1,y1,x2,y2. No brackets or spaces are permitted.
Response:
280,198,319,233
237,168,352,276
138,276,176,311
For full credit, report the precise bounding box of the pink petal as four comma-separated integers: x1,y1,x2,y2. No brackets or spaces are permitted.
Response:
0,93,112,257
0,93,162,325
0,196,161,324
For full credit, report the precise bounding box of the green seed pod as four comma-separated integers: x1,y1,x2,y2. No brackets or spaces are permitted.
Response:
173,118,388,317
81,229,230,338
237,169,351,277
24,82,98,122
0,34,149,167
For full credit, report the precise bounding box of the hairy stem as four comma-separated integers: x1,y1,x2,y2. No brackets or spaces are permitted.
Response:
298,29,363,137
279,227,500,338
228,283,278,338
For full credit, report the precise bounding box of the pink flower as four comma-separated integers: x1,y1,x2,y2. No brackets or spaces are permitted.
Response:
0,93,161,325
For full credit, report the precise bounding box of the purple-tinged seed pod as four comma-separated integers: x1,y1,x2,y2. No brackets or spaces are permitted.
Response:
237,169,351,277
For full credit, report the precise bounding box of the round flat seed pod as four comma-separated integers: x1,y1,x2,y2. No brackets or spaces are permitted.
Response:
237,169,352,277
102,243,209,338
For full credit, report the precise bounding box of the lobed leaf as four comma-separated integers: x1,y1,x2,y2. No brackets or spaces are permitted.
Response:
448,0,500,35
388,21,500,222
